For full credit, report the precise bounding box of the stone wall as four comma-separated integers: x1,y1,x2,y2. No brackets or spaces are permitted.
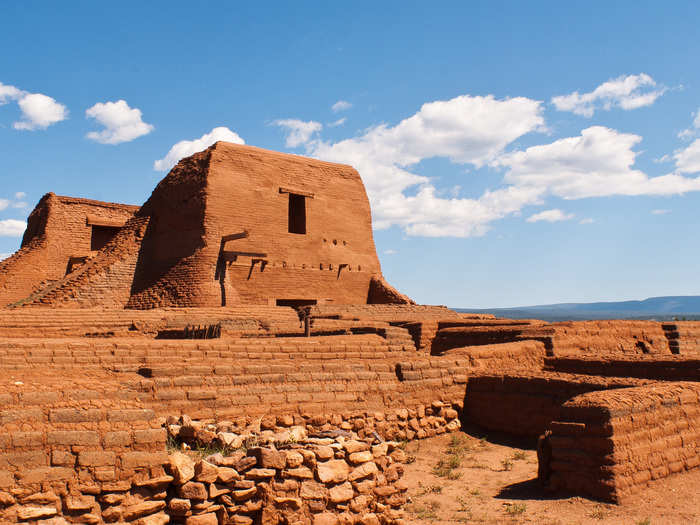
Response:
0,398,458,524
543,382,700,502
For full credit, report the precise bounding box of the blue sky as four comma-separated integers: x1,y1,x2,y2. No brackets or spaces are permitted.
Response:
1,1,699,308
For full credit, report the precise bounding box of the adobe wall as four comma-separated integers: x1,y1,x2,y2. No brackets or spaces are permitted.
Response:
125,143,394,309
205,143,382,307
663,321,700,355
544,382,700,502
544,355,700,381
549,320,671,356
464,372,649,438
22,216,150,308
0,194,138,307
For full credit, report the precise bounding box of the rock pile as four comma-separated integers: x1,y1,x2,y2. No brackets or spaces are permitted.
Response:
164,434,410,525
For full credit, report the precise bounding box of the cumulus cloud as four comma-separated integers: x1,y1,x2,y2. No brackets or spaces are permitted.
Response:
85,100,154,144
277,90,700,237
0,82,22,104
14,93,68,130
526,209,575,223
673,139,700,174
154,127,245,171
496,126,700,198
297,94,547,237
273,119,322,148
332,100,352,112
651,209,671,215
14,192,25,199
0,219,26,237
1,81,68,129
552,74,665,117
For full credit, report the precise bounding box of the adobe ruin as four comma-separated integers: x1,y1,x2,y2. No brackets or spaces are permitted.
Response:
0,142,698,524
0,142,410,310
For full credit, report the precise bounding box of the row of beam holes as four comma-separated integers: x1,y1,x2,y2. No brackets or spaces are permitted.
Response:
279,261,361,272
323,238,347,246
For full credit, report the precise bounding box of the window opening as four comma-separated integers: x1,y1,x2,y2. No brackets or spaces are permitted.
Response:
90,225,121,251
288,193,306,234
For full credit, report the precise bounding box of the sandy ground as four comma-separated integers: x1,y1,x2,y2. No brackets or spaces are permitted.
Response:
401,430,700,525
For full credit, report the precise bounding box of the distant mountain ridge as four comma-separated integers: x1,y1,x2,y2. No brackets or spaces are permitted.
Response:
457,296,700,322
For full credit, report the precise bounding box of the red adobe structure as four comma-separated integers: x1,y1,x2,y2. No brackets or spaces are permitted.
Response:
0,142,411,309
0,142,699,524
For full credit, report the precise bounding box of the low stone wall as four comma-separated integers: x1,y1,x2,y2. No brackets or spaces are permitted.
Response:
163,437,409,525
0,423,412,524
0,398,461,523
542,382,700,502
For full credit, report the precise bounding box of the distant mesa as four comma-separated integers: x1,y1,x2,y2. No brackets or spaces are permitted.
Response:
461,296,700,321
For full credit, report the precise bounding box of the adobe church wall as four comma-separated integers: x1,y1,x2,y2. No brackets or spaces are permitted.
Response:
0,194,138,307
204,143,384,307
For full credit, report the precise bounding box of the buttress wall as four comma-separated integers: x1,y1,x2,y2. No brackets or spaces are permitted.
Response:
0,194,138,307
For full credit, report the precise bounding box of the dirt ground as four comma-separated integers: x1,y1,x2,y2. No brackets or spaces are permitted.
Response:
401,429,700,525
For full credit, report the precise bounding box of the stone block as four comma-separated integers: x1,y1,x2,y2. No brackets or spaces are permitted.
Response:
316,459,349,483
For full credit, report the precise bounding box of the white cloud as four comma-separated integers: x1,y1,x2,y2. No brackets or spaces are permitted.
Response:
651,209,671,215
0,219,26,237
383,249,397,255
85,100,154,144
0,253,11,261
579,218,595,224
0,193,28,211
0,82,22,104
271,93,700,238
672,139,700,174
154,127,245,171
273,119,323,148
552,74,665,117
328,118,347,127
1,82,68,130
526,209,575,223
496,126,700,199
332,100,352,112
302,94,546,237
14,93,68,130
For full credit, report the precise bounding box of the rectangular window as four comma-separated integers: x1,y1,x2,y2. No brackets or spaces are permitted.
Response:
288,193,306,234
90,225,121,251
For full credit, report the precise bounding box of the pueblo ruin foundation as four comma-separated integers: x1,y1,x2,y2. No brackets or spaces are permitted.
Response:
0,142,698,524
